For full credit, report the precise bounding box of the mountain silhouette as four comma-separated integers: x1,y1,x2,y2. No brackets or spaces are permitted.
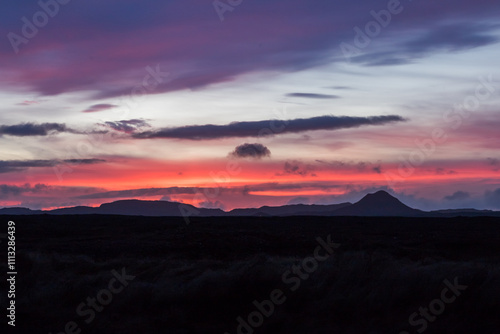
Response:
1,191,499,217
331,191,424,216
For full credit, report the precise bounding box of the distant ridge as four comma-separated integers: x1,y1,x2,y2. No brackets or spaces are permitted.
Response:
96,200,225,216
1,200,224,217
1,191,499,217
0,207,43,215
429,208,500,217
228,202,352,216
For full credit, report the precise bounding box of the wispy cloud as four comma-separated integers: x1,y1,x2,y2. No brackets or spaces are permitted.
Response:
82,104,118,113
286,93,339,99
0,159,105,173
351,23,499,66
16,100,43,106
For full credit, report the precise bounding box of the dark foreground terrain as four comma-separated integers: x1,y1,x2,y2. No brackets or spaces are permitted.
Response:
2,215,500,334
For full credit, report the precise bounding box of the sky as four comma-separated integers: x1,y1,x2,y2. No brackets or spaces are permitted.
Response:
0,0,499,211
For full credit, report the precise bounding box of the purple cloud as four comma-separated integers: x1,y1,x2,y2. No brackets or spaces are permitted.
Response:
0,0,498,98
0,123,76,136
82,104,117,113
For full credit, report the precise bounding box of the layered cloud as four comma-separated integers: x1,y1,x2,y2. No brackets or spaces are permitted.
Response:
0,123,76,136
0,159,106,173
133,115,406,140
1,0,499,98
0,183,106,209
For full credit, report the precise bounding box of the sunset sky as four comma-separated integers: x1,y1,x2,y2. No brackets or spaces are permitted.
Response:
1,0,499,211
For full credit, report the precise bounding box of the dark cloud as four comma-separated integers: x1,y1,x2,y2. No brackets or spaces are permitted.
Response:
62,159,107,165
286,93,339,99
487,158,499,166
0,184,40,198
315,159,379,173
133,115,406,140
229,143,271,159
444,191,471,201
279,160,316,177
487,158,499,171
435,168,457,175
0,159,105,173
488,158,499,166
484,188,500,208
82,104,118,113
0,123,76,137
101,119,150,133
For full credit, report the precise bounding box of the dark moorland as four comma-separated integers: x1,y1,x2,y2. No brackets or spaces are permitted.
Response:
2,215,500,334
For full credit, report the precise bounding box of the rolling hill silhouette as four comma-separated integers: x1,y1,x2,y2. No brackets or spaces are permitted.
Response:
0,207,43,215
228,202,352,216
37,200,224,217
